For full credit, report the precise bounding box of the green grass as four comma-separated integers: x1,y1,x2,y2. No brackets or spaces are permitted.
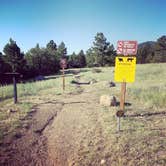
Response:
127,63,166,108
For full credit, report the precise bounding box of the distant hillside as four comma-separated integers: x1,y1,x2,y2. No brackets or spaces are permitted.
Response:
138,41,156,49
137,41,155,63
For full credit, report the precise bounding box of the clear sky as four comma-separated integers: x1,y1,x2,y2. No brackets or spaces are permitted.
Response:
0,0,166,54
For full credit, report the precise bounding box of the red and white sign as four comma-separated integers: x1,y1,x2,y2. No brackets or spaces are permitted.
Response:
117,40,138,55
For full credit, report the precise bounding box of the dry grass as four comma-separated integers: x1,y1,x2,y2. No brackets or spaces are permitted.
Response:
0,63,166,165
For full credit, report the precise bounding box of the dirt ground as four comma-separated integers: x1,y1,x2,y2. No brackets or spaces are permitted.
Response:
0,85,113,166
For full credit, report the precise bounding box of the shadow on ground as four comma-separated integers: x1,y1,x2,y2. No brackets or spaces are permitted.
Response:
125,111,166,117
116,102,132,106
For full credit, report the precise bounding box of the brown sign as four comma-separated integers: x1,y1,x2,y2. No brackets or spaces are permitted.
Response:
117,40,138,55
60,58,67,69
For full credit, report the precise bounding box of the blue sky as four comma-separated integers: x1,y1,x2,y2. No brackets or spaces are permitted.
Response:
0,0,166,54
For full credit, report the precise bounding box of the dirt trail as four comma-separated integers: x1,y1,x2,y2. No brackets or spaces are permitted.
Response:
0,89,109,166
44,92,106,166
0,101,64,165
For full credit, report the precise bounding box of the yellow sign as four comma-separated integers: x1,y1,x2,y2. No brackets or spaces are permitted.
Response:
114,57,136,82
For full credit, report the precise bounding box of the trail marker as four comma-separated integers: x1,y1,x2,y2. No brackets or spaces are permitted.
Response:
5,72,20,104
60,58,67,91
115,40,138,132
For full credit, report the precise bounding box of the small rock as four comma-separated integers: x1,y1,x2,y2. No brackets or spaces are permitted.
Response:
7,109,16,113
106,81,116,87
92,68,102,73
90,79,97,84
35,75,45,81
74,75,81,80
13,132,22,139
22,123,30,129
110,81,116,87
100,95,117,107
72,70,80,75
101,159,106,165
7,109,12,114
29,109,36,114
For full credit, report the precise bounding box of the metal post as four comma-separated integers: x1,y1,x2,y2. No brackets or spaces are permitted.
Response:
117,117,120,132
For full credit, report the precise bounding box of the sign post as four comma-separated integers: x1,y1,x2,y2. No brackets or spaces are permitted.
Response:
13,75,17,104
5,72,20,104
60,58,67,92
115,40,137,132
62,67,65,91
120,82,126,111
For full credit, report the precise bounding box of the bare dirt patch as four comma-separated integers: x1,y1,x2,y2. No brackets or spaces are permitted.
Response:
0,101,64,165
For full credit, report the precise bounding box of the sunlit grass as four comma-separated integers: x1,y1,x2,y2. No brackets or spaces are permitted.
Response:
127,63,166,108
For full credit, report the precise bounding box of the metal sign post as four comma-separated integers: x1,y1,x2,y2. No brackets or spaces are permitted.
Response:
116,81,126,132
117,116,121,132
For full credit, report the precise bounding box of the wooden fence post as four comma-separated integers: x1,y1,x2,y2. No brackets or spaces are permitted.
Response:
13,75,17,104
120,82,126,111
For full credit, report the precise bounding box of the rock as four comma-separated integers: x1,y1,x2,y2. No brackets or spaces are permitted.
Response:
72,70,80,75
74,75,81,80
7,109,12,114
7,109,17,113
13,132,22,139
22,122,30,129
92,68,102,73
100,95,117,107
90,79,97,84
29,109,36,114
35,75,45,81
106,81,116,87
101,159,106,165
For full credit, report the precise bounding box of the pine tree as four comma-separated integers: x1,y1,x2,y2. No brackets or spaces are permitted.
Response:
3,38,25,72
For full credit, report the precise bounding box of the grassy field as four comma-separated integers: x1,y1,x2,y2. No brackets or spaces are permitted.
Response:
0,63,166,165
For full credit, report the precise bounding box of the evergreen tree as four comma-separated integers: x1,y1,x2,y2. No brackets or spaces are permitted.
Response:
86,48,96,67
46,40,57,52
137,42,155,63
3,38,25,73
154,36,166,62
93,32,109,66
86,33,116,66
78,50,86,67
68,52,77,68
57,42,67,59
46,40,59,72
25,43,60,76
